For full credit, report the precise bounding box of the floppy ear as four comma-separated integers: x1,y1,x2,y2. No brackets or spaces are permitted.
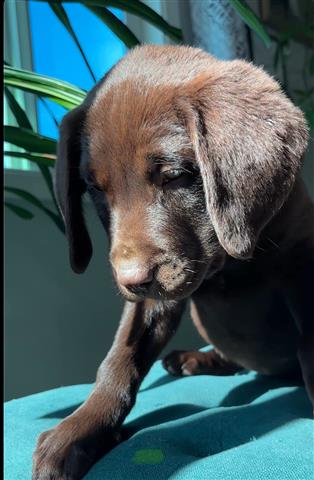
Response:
183,61,309,259
54,106,92,273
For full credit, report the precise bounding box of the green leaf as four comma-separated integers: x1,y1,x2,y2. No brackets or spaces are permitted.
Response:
4,202,34,219
4,137,62,221
4,65,86,109
48,1,96,82
277,25,314,45
305,109,314,132
34,0,183,42
4,87,33,130
4,136,59,217
294,89,307,97
4,187,65,234
228,0,272,47
37,163,60,218
309,54,314,75
273,42,281,71
103,0,182,42
4,126,57,154
5,186,51,210
4,65,85,97
294,88,314,103
87,5,140,48
4,151,55,167
4,80,61,222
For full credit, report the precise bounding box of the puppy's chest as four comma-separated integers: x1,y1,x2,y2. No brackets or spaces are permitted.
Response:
191,270,298,373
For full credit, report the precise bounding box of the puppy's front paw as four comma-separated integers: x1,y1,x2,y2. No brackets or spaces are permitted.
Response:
162,350,204,376
163,349,241,376
32,413,120,480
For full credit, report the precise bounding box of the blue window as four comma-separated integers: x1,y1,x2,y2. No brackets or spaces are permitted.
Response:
28,1,126,140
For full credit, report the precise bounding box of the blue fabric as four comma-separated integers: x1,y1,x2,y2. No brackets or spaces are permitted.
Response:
5,359,313,479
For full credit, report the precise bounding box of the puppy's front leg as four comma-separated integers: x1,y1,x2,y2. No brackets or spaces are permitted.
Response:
33,299,185,480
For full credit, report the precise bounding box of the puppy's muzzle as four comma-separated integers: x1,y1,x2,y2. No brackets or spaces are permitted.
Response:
114,260,154,295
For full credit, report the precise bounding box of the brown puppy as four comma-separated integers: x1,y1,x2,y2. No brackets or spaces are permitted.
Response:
33,45,314,480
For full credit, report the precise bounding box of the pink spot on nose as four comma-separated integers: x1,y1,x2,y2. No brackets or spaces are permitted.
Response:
116,261,153,287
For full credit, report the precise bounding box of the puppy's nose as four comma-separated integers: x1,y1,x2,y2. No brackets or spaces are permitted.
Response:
115,260,153,291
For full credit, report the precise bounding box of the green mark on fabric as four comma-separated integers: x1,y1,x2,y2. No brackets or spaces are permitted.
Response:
133,448,165,465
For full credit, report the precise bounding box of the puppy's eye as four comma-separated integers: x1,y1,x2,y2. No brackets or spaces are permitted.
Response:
161,168,185,184
92,184,103,192
87,183,103,193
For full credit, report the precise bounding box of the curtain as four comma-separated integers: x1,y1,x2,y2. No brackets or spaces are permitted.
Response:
189,0,250,60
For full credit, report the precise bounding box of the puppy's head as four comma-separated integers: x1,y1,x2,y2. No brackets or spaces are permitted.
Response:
55,46,308,301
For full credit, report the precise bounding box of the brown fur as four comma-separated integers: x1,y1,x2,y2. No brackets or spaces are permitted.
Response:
33,45,314,480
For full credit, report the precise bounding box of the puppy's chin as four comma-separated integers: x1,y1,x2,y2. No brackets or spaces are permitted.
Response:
117,255,223,303
118,287,147,303
118,284,196,303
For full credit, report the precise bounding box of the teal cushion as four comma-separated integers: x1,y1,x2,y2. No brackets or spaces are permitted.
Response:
5,358,313,479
